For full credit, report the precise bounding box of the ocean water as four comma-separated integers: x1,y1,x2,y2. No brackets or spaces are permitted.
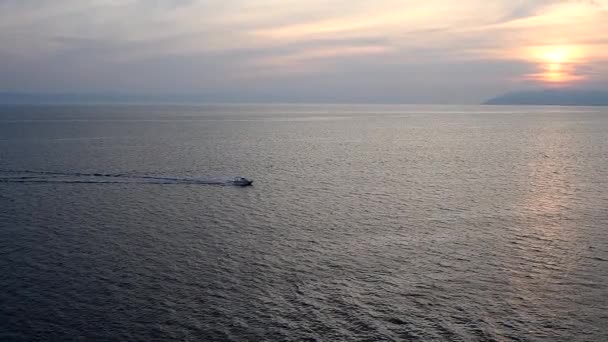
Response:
1,104,607,341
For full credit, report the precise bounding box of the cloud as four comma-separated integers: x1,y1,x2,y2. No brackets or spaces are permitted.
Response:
0,0,606,102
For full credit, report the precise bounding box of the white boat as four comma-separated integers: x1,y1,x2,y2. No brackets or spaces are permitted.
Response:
233,177,253,186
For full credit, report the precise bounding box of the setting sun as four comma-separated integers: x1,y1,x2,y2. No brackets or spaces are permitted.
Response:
523,45,587,84
544,50,567,64
537,46,584,64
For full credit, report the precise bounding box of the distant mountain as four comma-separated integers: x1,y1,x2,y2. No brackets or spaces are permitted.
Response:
0,92,209,104
484,89,608,106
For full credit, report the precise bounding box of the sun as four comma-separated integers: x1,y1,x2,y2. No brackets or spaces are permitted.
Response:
533,45,583,64
524,45,586,84
543,50,567,64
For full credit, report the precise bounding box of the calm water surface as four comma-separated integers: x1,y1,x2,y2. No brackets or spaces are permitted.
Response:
1,105,607,341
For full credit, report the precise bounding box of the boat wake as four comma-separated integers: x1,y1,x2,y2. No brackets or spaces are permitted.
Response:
0,169,251,186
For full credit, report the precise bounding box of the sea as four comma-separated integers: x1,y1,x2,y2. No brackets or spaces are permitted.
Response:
1,104,607,341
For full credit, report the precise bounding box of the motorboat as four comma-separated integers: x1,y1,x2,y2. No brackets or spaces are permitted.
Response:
233,177,253,186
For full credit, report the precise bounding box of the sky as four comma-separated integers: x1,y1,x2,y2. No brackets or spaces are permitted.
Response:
1,0,607,103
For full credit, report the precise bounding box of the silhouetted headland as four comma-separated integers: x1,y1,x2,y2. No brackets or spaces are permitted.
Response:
484,89,608,106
